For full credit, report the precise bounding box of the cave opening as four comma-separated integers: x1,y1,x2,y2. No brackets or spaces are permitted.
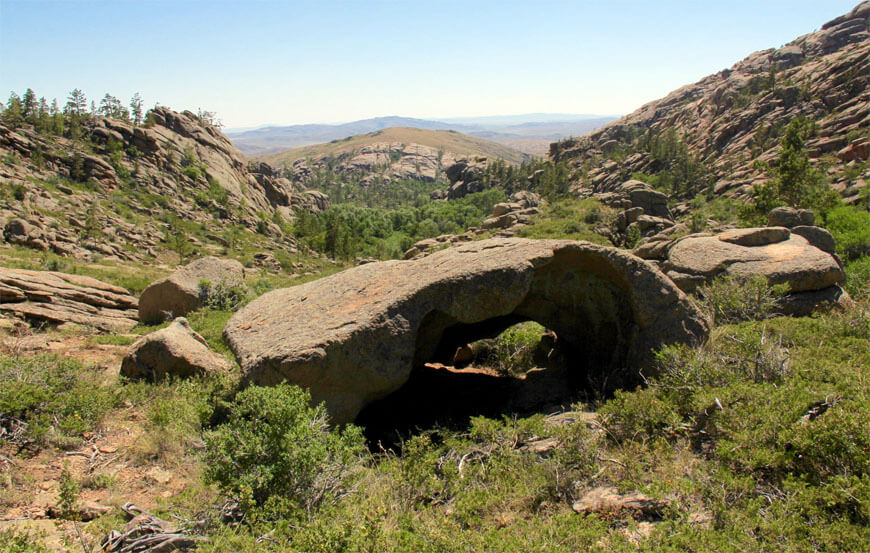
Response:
356,315,610,451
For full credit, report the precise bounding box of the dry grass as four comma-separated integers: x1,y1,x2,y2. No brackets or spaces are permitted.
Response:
260,126,529,167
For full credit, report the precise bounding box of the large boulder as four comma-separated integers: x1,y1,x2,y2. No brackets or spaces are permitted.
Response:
121,317,231,381
224,238,708,424
138,256,244,323
663,229,845,293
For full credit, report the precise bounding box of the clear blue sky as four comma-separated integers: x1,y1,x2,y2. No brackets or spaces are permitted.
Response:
0,0,859,128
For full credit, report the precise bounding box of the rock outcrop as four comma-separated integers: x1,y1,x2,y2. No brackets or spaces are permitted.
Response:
663,229,844,293
551,2,870,205
0,267,138,331
0,107,328,262
225,238,709,424
403,191,547,260
633,217,847,315
138,256,245,323
120,317,230,381
262,127,529,188
445,157,489,199
482,190,545,232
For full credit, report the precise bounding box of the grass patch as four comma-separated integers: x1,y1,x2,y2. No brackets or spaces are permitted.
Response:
88,334,137,346
516,198,615,245
185,308,234,356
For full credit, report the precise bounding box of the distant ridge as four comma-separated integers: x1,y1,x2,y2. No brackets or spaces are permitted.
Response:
227,114,616,156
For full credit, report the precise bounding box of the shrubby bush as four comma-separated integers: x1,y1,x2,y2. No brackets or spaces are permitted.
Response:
197,278,248,311
203,384,366,521
0,355,116,448
697,274,788,324
132,375,232,463
487,321,547,376
844,256,870,301
0,528,50,553
824,205,870,261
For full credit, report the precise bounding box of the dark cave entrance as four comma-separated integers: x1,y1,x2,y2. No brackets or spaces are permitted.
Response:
356,315,609,451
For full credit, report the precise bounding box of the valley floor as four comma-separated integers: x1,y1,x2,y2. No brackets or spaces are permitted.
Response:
0,249,867,552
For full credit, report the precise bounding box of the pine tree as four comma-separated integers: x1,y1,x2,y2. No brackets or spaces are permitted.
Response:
168,218,193,265
2,92,24,127
21,88,37,120
129,93,143,126
748,116,838,218
64,89,88,116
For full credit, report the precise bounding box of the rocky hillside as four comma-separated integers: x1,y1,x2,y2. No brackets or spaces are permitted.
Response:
261,126,529,186
551,2,869,206
0,107,328,262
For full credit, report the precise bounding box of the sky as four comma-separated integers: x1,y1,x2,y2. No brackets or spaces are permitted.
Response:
0,0,860,129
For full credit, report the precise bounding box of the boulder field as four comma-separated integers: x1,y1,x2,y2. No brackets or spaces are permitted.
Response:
224,238,709,424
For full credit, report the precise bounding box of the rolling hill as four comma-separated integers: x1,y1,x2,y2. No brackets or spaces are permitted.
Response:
261,126,530,186
228,115,616,156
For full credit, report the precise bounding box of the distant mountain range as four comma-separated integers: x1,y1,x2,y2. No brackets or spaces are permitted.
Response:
226,114,617,157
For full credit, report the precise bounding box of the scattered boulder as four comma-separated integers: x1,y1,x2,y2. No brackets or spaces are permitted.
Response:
837,138,870,163
0,267,138,331
224,238,708,424
120,317,231,381
664,231,844,293
138,256,245,323
253,252,282,272
767,206,814,228
482,191,544,232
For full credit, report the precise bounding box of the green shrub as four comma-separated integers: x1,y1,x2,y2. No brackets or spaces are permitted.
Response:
0,355,116,448
824,205,870,261
780,399,870,482
844,256,870,301
203,384,366,520
487,321,546,376
599,387,682,443
182,165,203,181
0,528,50,553
57,463,80,515
624,224,642,248
129,373,234,463
197,278,248,311
697,274,788,324
12,184,26,201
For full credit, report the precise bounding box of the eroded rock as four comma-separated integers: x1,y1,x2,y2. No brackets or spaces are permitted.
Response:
225,238,708,424
664,231,844,293
0,267,138,331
